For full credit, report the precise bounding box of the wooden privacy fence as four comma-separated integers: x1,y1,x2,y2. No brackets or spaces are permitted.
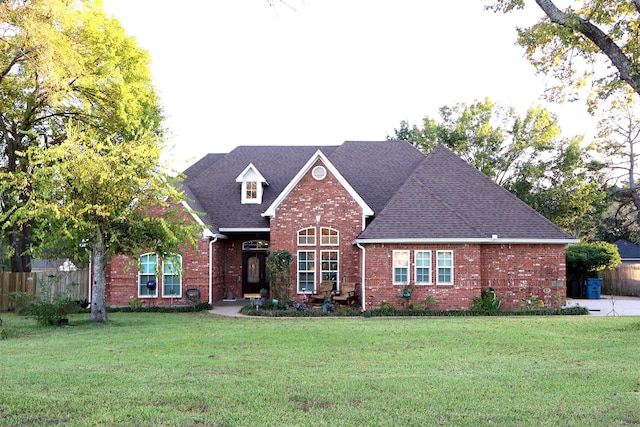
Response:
0,270,90,311
602,264,640,297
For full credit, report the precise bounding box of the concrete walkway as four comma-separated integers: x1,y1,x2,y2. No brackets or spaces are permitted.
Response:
208,300,251,318
564,295,640,316
209,295,640,318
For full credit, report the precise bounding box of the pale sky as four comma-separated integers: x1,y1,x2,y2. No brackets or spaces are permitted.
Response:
101,0,595,170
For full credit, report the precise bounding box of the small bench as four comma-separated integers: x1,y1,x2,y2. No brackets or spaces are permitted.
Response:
333,282,358,306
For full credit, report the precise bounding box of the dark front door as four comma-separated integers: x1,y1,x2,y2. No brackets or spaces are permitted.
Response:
242,252,268,296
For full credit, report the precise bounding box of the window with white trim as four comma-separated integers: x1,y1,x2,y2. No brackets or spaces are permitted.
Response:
437,250,453,284
163,255,182,297
415,250,431,284
244,181,258,202
393,250,410,284
321,250,339,289
297,227,316,246
139,253,158,297
298,251,316,293
320,227,339,246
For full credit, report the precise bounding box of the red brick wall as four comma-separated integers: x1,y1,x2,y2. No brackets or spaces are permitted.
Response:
363,243,482,311
270,159,364,296
480,243,567,310
361,243,567,311
106,237,211,307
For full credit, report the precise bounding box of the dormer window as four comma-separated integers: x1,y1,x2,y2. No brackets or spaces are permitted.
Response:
236,163,268,204
245,181,258,201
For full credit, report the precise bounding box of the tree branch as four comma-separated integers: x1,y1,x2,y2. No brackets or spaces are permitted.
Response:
535,0,640,96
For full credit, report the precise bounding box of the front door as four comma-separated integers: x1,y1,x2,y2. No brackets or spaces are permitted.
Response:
242,252,268,297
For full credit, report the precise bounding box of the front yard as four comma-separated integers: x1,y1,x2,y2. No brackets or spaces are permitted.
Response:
1,312,639,426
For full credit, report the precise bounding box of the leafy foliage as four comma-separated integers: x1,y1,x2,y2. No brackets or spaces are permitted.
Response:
0,0,164,272
9,124,201,322
266,250,293,301
470,289,503,313
9,292,81,326
566,241,622,279
390,98,606,236
488,1,640,112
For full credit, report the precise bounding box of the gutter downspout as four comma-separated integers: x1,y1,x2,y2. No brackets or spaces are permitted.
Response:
209,236,218,305
356,242,366,312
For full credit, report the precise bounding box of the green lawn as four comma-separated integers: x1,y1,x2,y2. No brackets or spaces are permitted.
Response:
1,312,639,426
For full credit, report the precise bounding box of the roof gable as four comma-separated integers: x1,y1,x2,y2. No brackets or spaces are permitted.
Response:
262,150,374,218
235,163,267,183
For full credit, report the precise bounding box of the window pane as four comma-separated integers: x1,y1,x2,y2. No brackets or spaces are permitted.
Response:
437,251,453,284
416,251,431,283
298,228,316,245
163,255,182,297
298,251,315,292
246,181,257,199
139,254,157,296
393,251,409,284
321,250,338,288
321,228,338,246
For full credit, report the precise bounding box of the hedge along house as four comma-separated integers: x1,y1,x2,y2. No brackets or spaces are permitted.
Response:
105,141,577,310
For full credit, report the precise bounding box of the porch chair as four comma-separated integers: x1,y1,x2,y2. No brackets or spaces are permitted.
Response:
309,282,334,305
333,282,357,306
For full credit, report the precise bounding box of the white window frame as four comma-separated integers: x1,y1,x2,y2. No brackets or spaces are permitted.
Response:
320,227,339,246
392,250,410,285
138,253,158,298
320,250,339,289
162,254,182,298
297,227,316,246
297,250,316,293
242,181,259,204
414,250,432,285
436,250,454,285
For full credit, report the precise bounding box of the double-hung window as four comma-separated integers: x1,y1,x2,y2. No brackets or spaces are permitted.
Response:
139,253,158,297
437,250,453,284
320,250,338,288
163,255,182,297
415,250,432,284
138,253,183,297
393,250,410,284
298,251,315,293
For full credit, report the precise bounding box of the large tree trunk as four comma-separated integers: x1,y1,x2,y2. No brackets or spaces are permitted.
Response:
90,226,108,323
8,224,32,273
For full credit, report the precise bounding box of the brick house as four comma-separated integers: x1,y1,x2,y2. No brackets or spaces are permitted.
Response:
105,141,577,310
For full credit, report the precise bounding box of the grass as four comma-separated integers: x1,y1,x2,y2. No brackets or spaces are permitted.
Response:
1,312,639,426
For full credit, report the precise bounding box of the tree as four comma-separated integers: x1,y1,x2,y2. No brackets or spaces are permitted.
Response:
14,124,200,322
390,98,607,237
592,104,640,241
566,241,621,281
489,0,640,112
0,0,162,272
267,250,293,302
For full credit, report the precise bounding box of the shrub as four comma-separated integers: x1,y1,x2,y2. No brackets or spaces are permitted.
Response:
12,294,81,326
470,289,502,313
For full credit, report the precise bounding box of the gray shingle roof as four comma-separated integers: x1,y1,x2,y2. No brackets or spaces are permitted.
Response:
357,144,573,241
183,142,572,242
615,239,640,260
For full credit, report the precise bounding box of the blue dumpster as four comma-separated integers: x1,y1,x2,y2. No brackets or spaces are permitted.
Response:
584,278,602,299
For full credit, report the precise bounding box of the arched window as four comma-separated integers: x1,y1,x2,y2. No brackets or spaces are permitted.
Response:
297,227,316,246
320,227,339,246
